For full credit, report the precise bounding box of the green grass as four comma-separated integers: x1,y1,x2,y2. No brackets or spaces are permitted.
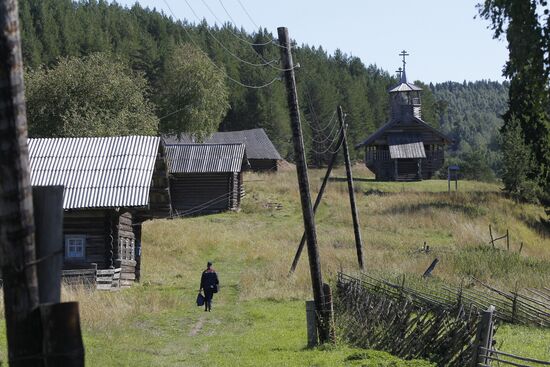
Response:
73,258,436,366
0,168,549,365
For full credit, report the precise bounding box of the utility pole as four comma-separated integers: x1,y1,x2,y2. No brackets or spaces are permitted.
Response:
289,132,344,274
278,27,330,343
337,106,365,270
0,0,41,364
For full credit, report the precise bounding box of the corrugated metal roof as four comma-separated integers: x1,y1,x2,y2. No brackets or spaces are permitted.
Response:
164,128,282,160
388,134,426,159
165,143,246,173
28,136,160,210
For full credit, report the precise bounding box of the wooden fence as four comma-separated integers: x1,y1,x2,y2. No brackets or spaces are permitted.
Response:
61,266,121,290
337,273,550,367
336,273,480,366
473,307,550,367
350,272,549,327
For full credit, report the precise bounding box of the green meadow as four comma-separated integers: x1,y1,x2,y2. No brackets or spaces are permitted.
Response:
1,168,549,365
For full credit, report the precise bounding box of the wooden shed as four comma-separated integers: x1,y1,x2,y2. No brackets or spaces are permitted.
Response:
28,136,171,287
164,128,282,172
355,65,452,181
165,143,247,215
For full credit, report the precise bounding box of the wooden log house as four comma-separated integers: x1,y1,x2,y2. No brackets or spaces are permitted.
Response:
356,54,452,181
164,128,282,172
28,136,171,287
165,143,247,215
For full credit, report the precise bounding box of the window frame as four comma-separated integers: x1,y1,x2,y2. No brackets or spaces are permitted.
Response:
64,234,86,260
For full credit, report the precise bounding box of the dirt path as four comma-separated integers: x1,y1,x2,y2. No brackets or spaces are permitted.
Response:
189,316,205,336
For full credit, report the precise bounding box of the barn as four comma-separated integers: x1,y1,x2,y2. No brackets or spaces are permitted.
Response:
164,128,282,172
355,65,452,181
165,143,247,215
28,136,171,287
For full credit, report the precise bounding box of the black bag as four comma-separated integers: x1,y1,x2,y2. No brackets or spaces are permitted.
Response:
212,284,218,294
196,292,205,306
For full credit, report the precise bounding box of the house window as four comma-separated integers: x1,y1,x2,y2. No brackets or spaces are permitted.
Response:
65,235,86,259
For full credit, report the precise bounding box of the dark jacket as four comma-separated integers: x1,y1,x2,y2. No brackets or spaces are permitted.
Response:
200,268,219,292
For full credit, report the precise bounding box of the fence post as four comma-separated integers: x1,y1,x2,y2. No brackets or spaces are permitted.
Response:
323,282,336,343
306,300,318,347
472,305,495,367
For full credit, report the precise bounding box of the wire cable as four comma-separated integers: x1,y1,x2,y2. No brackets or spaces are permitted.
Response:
303,109,338,133
309,126,344,154
306,119,341,144
200,0,292,71
184,0,279,68
161,0,281,89
215,0,273,47
172,191,233,218
235,0,280,46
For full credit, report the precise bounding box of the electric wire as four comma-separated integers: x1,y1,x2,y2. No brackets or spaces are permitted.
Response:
161,0,280,89
172,191,234,218
200,0,293,71
305,118,341,144
309,126,344,154
184,0,281,68
303,109,338,133
215,0,273,47
235,0,283,48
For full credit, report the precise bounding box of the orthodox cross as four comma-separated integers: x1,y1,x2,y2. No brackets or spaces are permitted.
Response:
399,50,409,71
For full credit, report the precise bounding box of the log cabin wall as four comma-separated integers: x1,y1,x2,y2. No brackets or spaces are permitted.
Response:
114,210,136,288
229,172,242,210
63,209,138,287
170,172,239,214
148,144,172,218
63,209,111,270
247,159,278,172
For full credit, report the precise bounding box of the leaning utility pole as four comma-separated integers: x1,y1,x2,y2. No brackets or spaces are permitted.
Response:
289,132,344,274
0,0,41,363
337,106,365,270
278,26,330,343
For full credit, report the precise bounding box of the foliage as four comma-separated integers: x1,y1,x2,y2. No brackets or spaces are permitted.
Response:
158,43,229,139
25,52,158,137
479,0,550,202
440,148,497,182
500,121,543,203
431,81,508,178
18,0,510,171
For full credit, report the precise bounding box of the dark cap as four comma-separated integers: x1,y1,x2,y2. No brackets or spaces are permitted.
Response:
207,261,213,266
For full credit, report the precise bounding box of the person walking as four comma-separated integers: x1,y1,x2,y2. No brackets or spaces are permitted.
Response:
199,261,219,312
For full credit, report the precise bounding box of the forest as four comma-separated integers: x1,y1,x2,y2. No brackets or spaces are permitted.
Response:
19,0,508,179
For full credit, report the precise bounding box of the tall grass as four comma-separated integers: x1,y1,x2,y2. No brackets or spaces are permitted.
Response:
0,168,548,363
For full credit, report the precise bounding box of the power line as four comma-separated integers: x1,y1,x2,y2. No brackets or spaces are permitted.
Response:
215,0,273,47
200,0,292,71
305,118,341,144
172,191,233,218
303,109,338,133
161,0,281,89
184,0,279,68
309,126,344,154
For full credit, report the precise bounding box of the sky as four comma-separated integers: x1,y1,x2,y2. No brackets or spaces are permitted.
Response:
116,0,508,84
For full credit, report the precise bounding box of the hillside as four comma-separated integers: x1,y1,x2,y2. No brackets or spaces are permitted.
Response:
1,169,548,365
431,81,509,179
19,0,508,176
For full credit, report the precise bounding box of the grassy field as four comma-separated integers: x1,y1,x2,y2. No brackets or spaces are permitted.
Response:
0,168,549,365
